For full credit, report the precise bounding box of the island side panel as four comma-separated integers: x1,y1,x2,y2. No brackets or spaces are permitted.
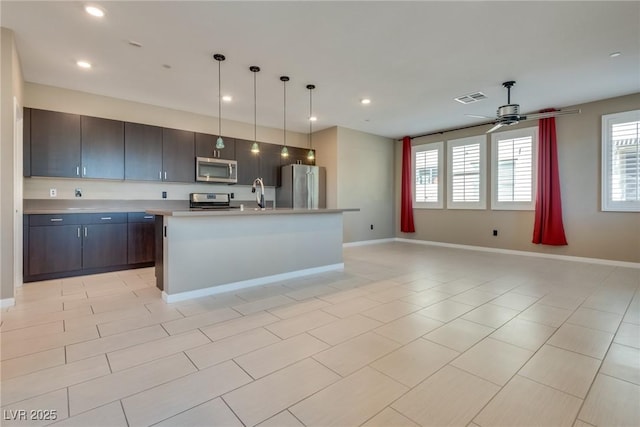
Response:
162,213,343,296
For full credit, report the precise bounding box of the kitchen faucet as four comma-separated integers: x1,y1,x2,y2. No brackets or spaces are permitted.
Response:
251,177,265,209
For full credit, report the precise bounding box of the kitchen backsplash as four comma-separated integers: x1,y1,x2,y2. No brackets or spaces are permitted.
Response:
23,177,276,202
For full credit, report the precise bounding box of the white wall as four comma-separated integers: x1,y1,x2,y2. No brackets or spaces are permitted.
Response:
336,127,395,243
1,27,24,300
312,126,338,209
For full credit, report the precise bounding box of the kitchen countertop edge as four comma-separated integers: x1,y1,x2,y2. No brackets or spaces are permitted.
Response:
146,208,359,217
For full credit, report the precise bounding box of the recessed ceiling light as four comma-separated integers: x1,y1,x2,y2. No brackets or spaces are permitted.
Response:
309,116,318,122
361,98,371,105
76,60,92,69
609,51,622,58
222,95,232,102
84,5,105,17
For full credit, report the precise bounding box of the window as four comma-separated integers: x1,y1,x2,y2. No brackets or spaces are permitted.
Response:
602,110,640,211
447,135,486,209
412,141,443,208
491,127,537,210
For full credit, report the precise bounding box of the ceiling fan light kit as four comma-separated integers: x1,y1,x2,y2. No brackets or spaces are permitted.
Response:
480,81,580,133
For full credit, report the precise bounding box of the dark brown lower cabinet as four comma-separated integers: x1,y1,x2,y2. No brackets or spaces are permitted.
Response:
128,212,155,264
24,212,155,282
83,223,127,269
28,225,82,276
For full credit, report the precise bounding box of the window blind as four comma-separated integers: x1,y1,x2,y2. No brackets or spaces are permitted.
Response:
451,143,480,202
415,148,439,203
610,120,639,203
497,136,533,202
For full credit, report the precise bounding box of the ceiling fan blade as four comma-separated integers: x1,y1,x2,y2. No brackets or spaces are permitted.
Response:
521,108,581,121
465,114,493,119
486,123,504,133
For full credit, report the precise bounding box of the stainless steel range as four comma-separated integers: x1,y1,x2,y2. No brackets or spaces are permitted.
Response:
189,193,234,209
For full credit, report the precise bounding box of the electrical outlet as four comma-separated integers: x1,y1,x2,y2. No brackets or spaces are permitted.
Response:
370,224,374,230
493,229,498,236
49,188,57,198
75,188,82,197
162,191,167,199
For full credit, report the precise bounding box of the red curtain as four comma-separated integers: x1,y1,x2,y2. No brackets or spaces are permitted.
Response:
532,113,567,245
401,136,415,233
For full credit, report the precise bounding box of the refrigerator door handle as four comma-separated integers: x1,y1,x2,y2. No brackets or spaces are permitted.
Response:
306,170,314,208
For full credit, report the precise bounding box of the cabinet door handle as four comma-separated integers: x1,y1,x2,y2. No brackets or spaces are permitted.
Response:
76,166,80,176
77,227,81,238
83,166,87,176
84,227,88,237
100,217,112,220
159,171,162,180
50,218,63,222
164,171,167,180
143,215,153,219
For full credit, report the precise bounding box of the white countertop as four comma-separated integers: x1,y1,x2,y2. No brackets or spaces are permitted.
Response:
146,208,358,217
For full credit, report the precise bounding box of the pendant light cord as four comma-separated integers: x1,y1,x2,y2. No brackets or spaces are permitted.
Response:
218,59,222,136
309,86,313,150
283,79,287,148
254,71,257,142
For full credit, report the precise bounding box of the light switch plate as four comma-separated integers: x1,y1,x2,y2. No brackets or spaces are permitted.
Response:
49,188,57,197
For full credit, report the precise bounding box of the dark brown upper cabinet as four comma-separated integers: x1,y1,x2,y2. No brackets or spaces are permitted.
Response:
235,139,261,185
195,133,236,160
81,116,125,179
125,122,163,181
23,107,31,177
162,128,195,183
30,109,81,178
259,142,283,187
285,146,316,166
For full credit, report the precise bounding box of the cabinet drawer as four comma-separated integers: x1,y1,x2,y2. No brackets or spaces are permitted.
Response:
81,213,127,224
128,212,155,223
29,214,81,226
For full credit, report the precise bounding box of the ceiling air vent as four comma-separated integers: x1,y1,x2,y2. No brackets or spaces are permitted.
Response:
454,92,488,104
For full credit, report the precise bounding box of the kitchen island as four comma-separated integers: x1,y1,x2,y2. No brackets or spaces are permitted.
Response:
146,208,357,302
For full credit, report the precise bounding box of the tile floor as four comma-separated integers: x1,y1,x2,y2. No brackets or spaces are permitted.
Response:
1,242,639,427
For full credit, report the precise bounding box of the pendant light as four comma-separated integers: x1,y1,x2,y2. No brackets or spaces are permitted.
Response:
213,53,225,149
250,66,260,154
307,84,316,161
280,76,290,158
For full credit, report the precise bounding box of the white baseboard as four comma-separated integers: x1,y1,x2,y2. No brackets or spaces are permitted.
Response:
343,238,396,248
162,263,345,303
1,298,16,308
395,238,640,269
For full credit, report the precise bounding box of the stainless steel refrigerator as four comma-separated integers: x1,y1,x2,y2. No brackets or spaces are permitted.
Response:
276,164,326,208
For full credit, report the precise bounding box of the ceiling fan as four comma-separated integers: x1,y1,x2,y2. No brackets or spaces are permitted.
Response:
466,81,580,133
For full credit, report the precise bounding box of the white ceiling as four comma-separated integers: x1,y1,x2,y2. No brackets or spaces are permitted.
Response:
2,1,639,139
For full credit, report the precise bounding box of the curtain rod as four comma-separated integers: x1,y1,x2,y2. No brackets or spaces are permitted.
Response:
398,120,494,141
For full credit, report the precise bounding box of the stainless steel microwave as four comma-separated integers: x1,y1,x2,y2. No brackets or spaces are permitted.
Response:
195,157,237,183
